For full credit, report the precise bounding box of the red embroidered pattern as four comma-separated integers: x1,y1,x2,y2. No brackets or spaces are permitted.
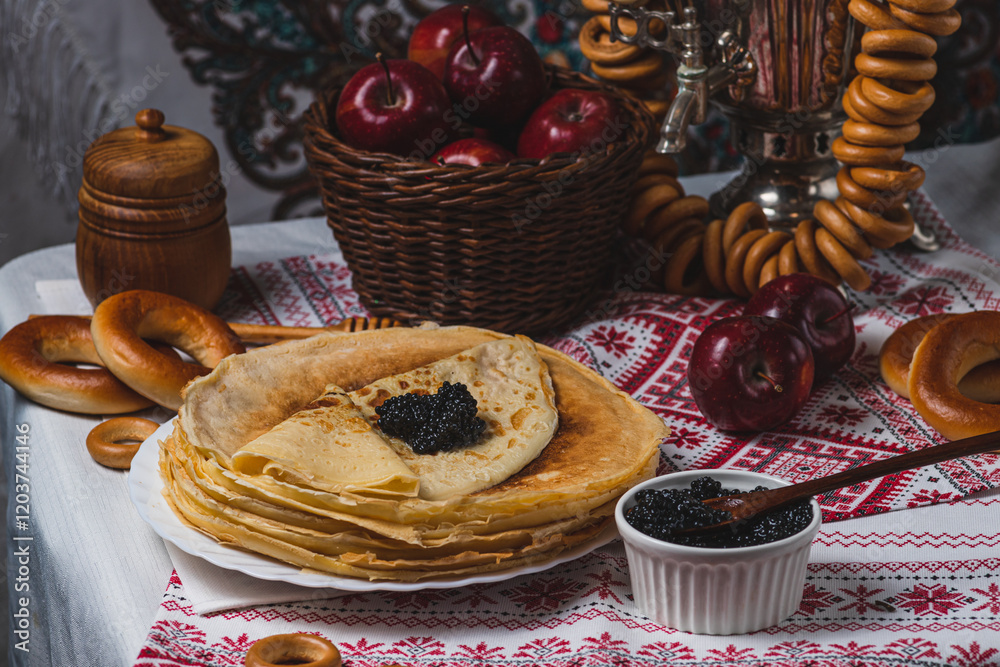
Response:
134,194,1000,666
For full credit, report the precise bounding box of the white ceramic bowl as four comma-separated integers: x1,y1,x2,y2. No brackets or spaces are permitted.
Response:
615,469,822,635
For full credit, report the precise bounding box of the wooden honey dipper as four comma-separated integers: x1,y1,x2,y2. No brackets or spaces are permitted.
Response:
28,314,402,345
228,317,401,344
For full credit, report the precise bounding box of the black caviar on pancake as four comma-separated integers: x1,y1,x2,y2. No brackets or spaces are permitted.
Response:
375,381,487,454
624,475,814,548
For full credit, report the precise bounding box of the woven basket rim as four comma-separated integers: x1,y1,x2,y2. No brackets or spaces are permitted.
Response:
303,65,655,179
299,64,655,335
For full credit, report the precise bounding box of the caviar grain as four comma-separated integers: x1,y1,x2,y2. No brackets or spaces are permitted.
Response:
625,475,813,548
375,381,486,454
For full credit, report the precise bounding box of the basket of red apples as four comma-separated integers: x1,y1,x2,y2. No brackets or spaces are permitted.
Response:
302,5,654,334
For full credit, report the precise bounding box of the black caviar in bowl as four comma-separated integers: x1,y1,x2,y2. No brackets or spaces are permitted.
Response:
624,475,814,548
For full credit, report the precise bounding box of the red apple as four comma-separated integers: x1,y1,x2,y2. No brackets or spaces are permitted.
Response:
516,88,621,159
687,315,815,432
335,54,453,157
408,4,502,80
443,24,546,130
743,273,856,383
431,138,515,166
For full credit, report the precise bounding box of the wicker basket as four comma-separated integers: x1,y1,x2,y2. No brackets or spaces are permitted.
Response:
302,67,654,335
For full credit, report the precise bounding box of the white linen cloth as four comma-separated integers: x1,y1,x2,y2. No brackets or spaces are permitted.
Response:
1,217,338,667
32,279,352,615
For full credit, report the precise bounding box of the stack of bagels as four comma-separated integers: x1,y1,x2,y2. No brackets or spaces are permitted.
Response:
0,290,245,467
879,311,1000,440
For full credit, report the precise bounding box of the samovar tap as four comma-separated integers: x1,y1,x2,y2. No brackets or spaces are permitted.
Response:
608,4,754,154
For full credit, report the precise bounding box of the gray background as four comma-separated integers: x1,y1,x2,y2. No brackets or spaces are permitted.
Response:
0,1,282,268
1,2,999,267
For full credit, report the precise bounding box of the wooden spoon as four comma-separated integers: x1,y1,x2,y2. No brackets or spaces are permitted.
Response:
677,429,1000,535
226,317,401,344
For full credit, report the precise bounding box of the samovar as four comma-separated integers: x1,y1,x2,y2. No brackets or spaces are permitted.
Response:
609,0,858,228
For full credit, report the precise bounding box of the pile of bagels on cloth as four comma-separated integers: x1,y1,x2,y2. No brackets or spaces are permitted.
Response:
0,290,244,467
0,288,672,582
878,311,1000,441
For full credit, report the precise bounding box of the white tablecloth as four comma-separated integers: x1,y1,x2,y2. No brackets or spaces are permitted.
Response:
2,138,1000,666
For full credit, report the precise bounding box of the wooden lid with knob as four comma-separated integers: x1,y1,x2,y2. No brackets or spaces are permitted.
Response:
82,108,221,200
76,108,231,310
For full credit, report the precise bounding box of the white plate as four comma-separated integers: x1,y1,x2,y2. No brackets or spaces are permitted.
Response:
128,418,618,591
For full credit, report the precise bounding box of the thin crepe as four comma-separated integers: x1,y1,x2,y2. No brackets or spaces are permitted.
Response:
167,325,669,580
231,384,419,497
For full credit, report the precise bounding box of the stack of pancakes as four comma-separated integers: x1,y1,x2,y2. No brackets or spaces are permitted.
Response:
159,325,668,581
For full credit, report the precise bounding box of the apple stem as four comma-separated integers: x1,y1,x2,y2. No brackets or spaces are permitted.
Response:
462,6,480,67
822,302,857,325
376,52,395,107
756,371,783,393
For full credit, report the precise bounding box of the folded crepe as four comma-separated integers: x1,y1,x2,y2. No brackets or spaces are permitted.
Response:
230,384,420,498
227,336,558,501
348,335,558,500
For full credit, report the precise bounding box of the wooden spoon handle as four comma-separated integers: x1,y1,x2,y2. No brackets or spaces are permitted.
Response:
765,429,1000,507
227,317,400,343
28,314,401,344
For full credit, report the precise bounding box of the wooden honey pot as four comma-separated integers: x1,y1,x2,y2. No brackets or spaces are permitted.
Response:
76,108,231,309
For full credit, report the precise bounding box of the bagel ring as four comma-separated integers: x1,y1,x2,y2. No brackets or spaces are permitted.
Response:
814,227,871,291
589,52,663,82
644,195,711,241
846,77,924,126
723,201,769,254
860,77,936,116
837,198,915,247
624,184,682,236
86,417,159,469
795,220,841,285
889,3,962,37
90,290,245,411
759,253,781,287
909,311,1000,440
841,119,921,147
724,228,768,298
835,166,909,214
663,233,712,296
778,239,800,276
848,0,908,30
850,162,925,193
861,28,938,59
632,172,684,197
814,196,875,259
854,53,937,82
650,216,705,254
245,634,341,667
702,218,728,293
831,136,906,167
891,0,956,13
637,153,681,179
743,231,793,295
578,17,642,66
879,313,1000,401
0,316,155,414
